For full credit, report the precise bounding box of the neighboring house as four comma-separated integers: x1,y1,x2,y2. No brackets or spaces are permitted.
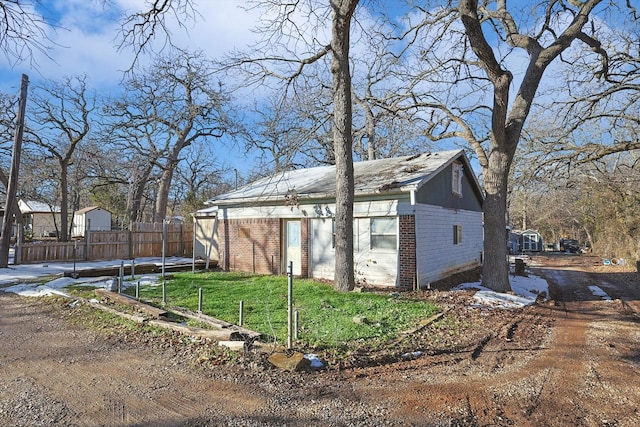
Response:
508,230,521,254
72,206,112,237
194,150,485,288
18,200,62,238
521,229,544,252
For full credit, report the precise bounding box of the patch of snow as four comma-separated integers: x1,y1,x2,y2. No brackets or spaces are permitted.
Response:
455,273,549,309
3,283,71,298
0,257,189,296
510,274,549,300
587,285,612,301
471,290,537,309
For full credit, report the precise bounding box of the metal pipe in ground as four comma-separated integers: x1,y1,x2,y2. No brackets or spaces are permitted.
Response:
287,261,293,349
162,220,167,279
239,300,244,326
162,280,166,307
119,261,124,293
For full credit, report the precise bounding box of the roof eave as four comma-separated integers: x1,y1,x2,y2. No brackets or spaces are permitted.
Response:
209,187,413,208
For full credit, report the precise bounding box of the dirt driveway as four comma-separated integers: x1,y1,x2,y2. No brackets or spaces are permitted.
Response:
0,254,638,426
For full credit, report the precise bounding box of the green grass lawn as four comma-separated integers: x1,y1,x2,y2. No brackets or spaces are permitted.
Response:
125,271,439,350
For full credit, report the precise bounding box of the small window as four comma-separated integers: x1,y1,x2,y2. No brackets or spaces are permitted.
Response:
453,225,462,245
370,218,397,250
287,221,300,247
452,162,463,197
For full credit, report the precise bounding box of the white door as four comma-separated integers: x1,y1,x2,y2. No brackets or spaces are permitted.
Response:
284,220,301,275
310,218,334,280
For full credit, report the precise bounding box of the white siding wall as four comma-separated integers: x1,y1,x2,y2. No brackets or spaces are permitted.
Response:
215,197,483,287
72,209,112,237
415,204,483,286
194,217,219,261
87,210,111,230
310,216,398,286
353,218,398,285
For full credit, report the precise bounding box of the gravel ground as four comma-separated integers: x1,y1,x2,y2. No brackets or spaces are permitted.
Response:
1,254,639,426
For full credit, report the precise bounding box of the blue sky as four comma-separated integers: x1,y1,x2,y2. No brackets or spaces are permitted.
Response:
0,1,428,178
0,1,620,180
0,1,264,91
0,1,270,176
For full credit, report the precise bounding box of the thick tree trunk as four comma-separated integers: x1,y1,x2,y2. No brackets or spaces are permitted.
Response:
481,149,512,292
128,183,146,224
59,163,69,242
154,167,175,223
330,0,358,292
127,165,153,225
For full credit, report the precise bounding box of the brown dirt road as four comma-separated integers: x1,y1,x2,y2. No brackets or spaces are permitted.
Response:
0,254,639,426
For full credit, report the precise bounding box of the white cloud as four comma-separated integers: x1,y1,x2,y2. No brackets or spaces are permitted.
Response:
0,0,264,92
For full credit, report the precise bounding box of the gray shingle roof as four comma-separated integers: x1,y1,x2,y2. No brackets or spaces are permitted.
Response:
207,150,466,206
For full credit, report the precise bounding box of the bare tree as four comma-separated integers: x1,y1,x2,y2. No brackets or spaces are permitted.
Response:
400,0,611,292
171,144,233,218
511,113,640,259
508,15,640,249
243,88,336,172
223,0,359,291
103,49,233,224
25,75,94,242
349,16,440,161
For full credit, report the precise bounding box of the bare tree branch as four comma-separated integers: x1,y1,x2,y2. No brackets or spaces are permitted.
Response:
0,0,62,67
116,0,199,69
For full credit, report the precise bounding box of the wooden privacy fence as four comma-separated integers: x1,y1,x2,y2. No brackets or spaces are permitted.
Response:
19,222,193,264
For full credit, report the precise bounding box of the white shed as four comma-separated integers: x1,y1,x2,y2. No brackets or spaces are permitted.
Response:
72,206,112,237
521,229,544,252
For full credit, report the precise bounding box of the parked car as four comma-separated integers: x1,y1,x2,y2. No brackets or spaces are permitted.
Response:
560,239,579,253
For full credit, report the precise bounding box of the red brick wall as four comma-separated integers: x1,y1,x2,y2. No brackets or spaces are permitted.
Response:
218,217,309,277
218,218,281,274
398,215,416,288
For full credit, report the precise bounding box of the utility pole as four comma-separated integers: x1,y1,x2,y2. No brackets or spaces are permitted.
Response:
0,74,29,268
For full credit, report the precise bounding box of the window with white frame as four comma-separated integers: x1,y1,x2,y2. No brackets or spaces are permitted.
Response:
453,225,462,245
452,161,463,197
370,217,397,250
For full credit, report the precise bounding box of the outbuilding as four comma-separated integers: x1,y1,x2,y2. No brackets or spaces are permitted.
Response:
72,206,112,237
521,229,544,252
194,150,485,288
18,199,62,238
